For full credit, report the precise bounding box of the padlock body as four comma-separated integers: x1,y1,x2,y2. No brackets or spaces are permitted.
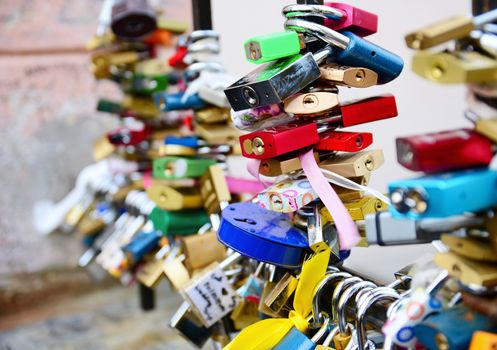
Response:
316,130,373,152
244,31,302,64
324,2,378,37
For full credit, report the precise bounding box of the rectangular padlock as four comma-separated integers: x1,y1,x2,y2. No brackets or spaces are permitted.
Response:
121,74,169,96
244,31,305,64
181,232,226,272
259,151,320,177
388,168,497,219
441,234,497,263
153,157,216,180
156,17,188,34
320,150,384,177
122,95,161,117
195,106,230,124
121,230,161,268
315,130,373,152
146,184,203,211
258,178,318,213
135,58,173,76
149,207,209,235
136,257,166,288
412,50,497,84
195,123,242,145
163,256,191,290
470,331,497,350
258,280,284,318
107,124,151,146
264,272,298,314
319,64,378,88
324,2,378,37
283,91,339,118
320,195,386,222
153,92,206,112
224,47,329,111
475,117,497,143
434,252,497,287
230,299,260,330
396,128,493,173
200,165,231,215
240,122,319,160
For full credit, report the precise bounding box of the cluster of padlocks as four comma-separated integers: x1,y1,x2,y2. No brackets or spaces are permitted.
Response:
36,0,497,349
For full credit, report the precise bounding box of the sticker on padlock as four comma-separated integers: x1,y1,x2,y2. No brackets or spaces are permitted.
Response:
396,128,493,173
258,178,318,213
182,263,239,327
218,202,309,268
389,168,497,219
231,103,293,131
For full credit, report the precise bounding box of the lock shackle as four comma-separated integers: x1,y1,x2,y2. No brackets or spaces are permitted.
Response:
187,41,221,54
284,18,350,50
185,61,225,76
332,277,363,323
311,311,332,343
355,288,400,350
282,4,345,21
189,30,219,43
311,272,352,326
337,281,376,334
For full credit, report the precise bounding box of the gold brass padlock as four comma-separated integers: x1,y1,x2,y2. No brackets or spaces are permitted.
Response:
135,58,173,76
181,232,226,272
137,257,166,288
91,51,142,70
320,150,384,177
195,123,242,145
163,256,191,291
76,213,105,236
122,95,161,117
434,252,497,287
405,16,474,50
195,107,230,124
258,280,284,318
147,183,203,211
320,195,387,222
475,118,497,143
259,152,320,177
86,32,116,50
157,144,197,157
200,165,231,215
263,272,298,314
93,135,116,161
441,235,497,263
412,51,497,84
283,91,339,117
230,299,260,330
484,214,497,253
157,17,189,34
319,64,378,88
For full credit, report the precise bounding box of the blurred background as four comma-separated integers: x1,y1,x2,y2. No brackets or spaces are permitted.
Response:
0,0,475,348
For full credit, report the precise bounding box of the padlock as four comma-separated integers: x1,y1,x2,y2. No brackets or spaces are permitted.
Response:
283,91,339,117
319,64,378,88
181,232,226,272
365,211,484,246
200,165,231,215
153,157,216,180
107,124,151,146
148,207,209,235
273,315,331,350
195,106,230,124
319,150,384,177
485,214,497,252
240,122,319,160
412,50,497,84
135,58,173,76
470,331,497,350
230,298,260,330
389,168,497,219
414,305,497,350
396,128,493,173
434,252,497,287
244,31,305,64
157,144,197,157
97,99,124,115
218,202,309,268
259,151,320,177
258,178,318,213
321,195,386,222
110,0,157,40
264,272,298,314
86,32,115,51
146,184,203,211
91,51,145,71
195,123,242,145
153,91,206,112
259,277,284,318
164,136,206,149
136,257,166,288
323,2,378,37
475,117,497,143
198,85,231,108
224,45,330,111
163,255,191,290
405,9,497,50
441,234,497,263
120,74,169,96
284,18,404,84
182,263,239,327
156,17,188,34
122,95,161,117
315,130,373,152
121,230,161,268
169,301,214,348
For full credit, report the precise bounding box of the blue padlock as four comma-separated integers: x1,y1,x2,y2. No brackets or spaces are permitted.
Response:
414,305,497,350
165,136,201,148
153,91,206,112
273,327,316,350
122,230,161,264
284,19,404,84
218,202,309,268
388,168,497,219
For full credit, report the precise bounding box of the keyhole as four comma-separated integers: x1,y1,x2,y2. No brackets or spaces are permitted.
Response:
355,69,366,82
234,218,257,225
355,136,364,147
431,64,445,79
303,94,318,109
365,157,374,171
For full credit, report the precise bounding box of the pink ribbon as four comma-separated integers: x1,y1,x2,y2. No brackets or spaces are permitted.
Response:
226,176,266,195
299,149,361,250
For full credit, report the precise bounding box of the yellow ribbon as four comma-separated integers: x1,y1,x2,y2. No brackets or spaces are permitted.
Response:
223,246,331,350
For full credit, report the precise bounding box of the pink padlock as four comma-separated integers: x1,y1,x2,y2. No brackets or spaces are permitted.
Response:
324,2,378,37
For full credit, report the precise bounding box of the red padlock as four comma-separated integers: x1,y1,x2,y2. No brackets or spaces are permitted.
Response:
239,123,319,160
396,128,493,173
315,130,373,152
324,2,378,37
107,124,151,146
168,46,188,69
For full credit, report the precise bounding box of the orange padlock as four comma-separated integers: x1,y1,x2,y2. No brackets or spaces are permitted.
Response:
469,331,497,350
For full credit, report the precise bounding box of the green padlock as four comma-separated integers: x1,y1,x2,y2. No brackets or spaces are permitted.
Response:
97,98,123,114
148,207,209,236
153,157,216,180
244,31,303,64
121,73,169,96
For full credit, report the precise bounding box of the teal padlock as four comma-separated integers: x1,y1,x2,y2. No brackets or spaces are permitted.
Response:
153,157,216,180
273,314,330,349
148,207,209,236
